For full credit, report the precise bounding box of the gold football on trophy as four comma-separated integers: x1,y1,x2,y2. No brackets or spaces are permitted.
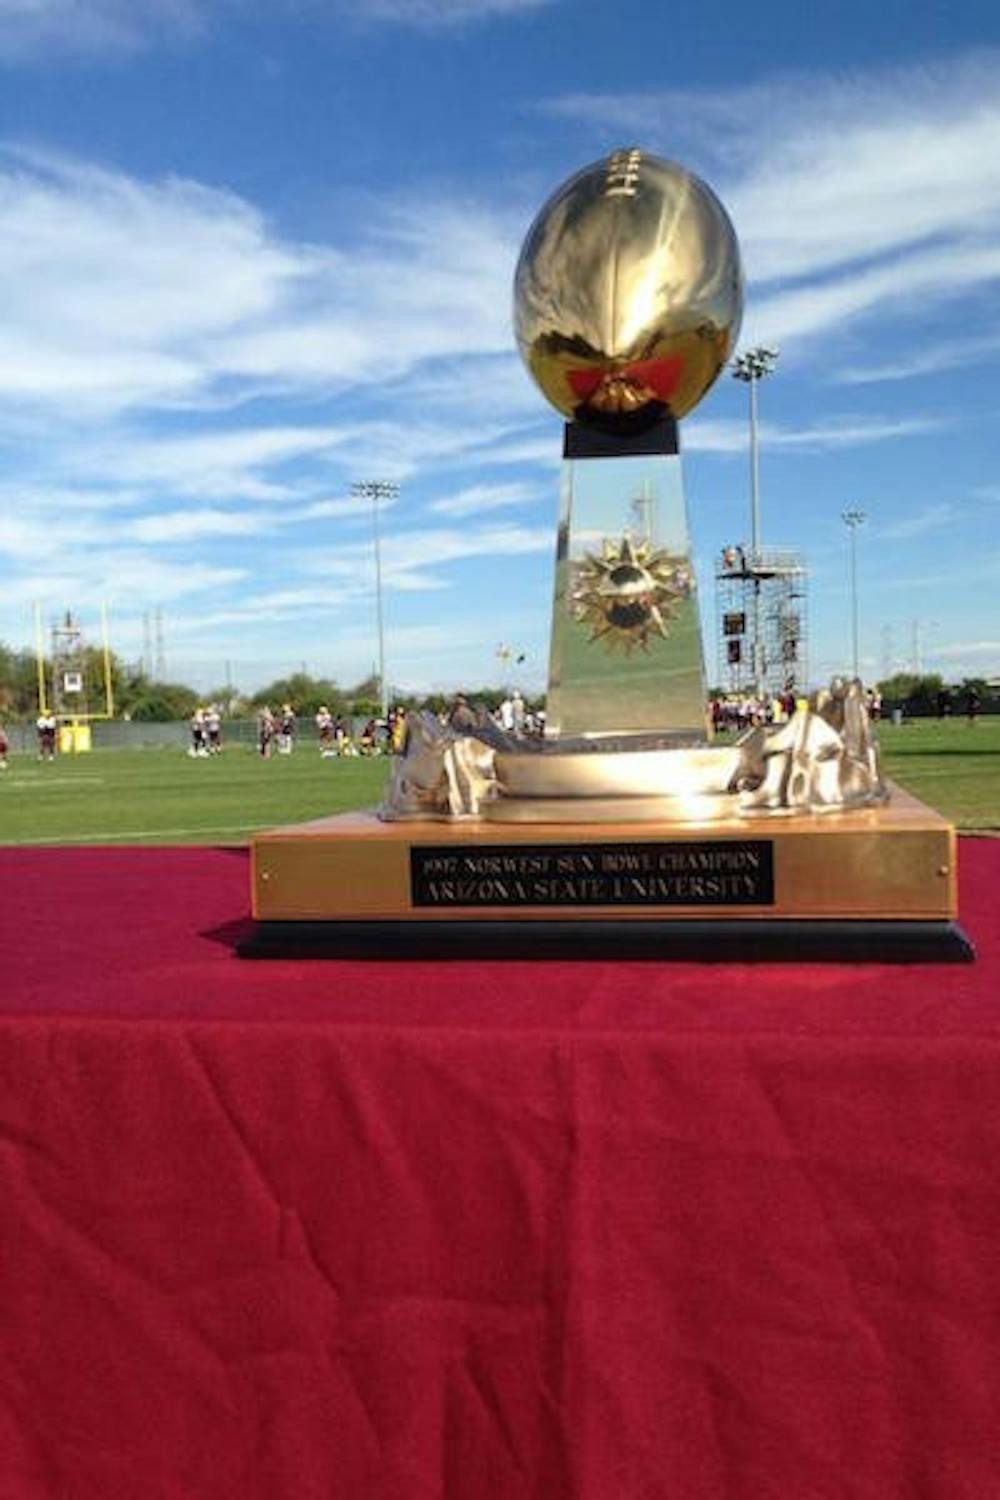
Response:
513,148,743,429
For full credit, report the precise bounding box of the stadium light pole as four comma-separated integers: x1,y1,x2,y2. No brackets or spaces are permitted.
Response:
842,508,866,681
732,345,779,697
351,479,399,721
731,345,779,563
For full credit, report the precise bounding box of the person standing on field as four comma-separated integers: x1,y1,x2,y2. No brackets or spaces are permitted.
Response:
258,705,275,759
316,706,335,757
205,704,223,753
37,712,56,761
278,704,296,754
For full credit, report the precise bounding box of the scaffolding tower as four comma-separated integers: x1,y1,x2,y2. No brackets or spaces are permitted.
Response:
715,545,808,698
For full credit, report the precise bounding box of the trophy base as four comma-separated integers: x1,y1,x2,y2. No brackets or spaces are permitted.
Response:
238,917,972,963
243,786,973,963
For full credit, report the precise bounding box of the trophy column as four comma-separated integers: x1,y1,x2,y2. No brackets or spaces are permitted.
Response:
545,414,708,743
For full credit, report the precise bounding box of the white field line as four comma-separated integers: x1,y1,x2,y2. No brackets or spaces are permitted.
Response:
2,775,106,787
0,823,259,845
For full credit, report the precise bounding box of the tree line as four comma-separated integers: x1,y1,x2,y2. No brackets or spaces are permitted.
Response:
0,642,541,722
878,673,997,715
1,640,991,722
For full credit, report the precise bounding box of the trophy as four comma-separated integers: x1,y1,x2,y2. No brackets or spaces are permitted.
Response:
245,149,972,961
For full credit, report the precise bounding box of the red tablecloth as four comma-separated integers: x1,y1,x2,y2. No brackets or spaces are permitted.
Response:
1,840,999,1499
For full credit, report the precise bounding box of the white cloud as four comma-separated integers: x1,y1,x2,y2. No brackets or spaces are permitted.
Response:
0,513,105,558
471,432,561,469
743,242,1000,348
428,481,538,517
543,53,1000,360
0,148,306,413
0,484,140,514
685,414,943,455
77,425,352,499
345,0,552,25
880,555,1000,590
0,0,202,59
383,522,550,573
165,587,356,635
297,415,540,484
0,0,554,64
386,523,547,593
0,148,518,421
407,355,538,422
0,553,243,608
298,495,391,521
935,636,1000,660
834,330,1000,386
213,202,517,397
3,149,296,336
768,417,945,450
127,509,271,544
299,521,551,591
127,491,389,542
727,99,1000,289
876,503,955,542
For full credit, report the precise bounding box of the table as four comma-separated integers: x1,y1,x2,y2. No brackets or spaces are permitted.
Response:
1,840,999,1498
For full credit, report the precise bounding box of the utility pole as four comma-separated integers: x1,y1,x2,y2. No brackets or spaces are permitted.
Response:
909,619,938,676
732,346,779,697
154,606,166,680
142,611,152,678
630,481,654,541
842,509,866,681
351,480,399,721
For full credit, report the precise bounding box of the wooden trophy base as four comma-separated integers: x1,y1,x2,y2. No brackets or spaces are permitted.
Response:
240,785,974,962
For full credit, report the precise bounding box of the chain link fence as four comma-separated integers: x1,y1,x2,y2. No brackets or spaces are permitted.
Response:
4,719,331,754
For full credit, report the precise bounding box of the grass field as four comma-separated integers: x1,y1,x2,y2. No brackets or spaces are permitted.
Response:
0,748,392,846
0,718,997,845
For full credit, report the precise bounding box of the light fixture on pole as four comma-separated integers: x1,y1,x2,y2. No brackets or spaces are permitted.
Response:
842,508,866,682
351,479,399,721
732,345,779,697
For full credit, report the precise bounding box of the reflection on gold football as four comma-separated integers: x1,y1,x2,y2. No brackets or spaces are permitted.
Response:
513,148,743,430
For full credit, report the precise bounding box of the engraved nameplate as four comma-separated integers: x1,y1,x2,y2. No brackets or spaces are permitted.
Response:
410,841,774,909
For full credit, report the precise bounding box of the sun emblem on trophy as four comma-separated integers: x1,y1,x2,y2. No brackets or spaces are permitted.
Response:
570,534,694,653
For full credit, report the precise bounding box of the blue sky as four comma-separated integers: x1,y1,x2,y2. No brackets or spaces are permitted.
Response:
0,0,998,695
